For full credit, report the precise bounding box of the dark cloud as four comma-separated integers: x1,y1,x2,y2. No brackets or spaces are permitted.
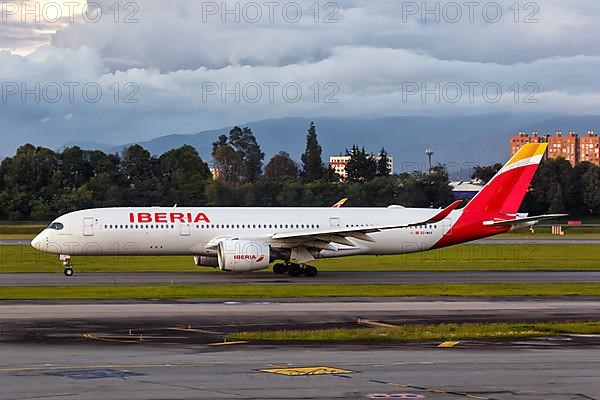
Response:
1,0,599,156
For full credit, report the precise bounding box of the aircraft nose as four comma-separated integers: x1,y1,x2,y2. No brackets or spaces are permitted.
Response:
31,232,45,250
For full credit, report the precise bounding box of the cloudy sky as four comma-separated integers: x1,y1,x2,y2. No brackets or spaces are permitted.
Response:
1,0,599,155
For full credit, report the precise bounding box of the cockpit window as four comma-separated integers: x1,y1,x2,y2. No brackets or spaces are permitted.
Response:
48,222,64,230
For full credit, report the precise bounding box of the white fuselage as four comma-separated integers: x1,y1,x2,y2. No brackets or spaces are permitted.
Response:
31,206,459,258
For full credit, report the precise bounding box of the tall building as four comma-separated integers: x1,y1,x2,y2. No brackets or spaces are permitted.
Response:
510,131,543,155
579,130,600,165
547,131,578,166
329,155,394,180
509,130,599,166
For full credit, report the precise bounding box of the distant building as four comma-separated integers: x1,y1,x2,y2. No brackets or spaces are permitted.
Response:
209,167,222,180
450,181,484,199
579,130,600,165
329,155,394,180
509,130,599,166
547,131,578,166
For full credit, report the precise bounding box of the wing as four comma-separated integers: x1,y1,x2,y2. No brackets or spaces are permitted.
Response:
271,200,463,261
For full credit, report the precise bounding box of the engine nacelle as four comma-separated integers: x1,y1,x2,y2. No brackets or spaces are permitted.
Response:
217,239,270,272
193,256,219,268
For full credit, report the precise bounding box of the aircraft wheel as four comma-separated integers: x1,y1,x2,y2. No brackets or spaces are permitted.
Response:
304,266,318,277
288,264,302,277
64,267,74,277
273,263,286,274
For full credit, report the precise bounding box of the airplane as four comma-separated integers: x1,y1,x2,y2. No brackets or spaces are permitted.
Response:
31,143,565,277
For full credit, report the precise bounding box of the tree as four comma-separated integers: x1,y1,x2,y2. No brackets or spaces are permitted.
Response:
345,145,376,182
121,145,157,205
1,144,58,193
58,146,94,190
582,165,600,214
228,126,264,182
422,165,455,208
376,147,391,177
264,151,299,180
472,163,502,182
212,135,242,185
122,145,154,185
301,121,325,182
158,145,211,205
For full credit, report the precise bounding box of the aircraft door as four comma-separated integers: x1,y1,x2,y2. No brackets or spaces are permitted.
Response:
180,222,191,236
330,217,340,229
83,217,94,236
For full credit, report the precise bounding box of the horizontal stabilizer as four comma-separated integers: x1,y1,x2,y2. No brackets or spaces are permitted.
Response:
420,200,463,224
483,214,568,226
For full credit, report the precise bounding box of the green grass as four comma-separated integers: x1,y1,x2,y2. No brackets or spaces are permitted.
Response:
0,225,44,235
231,321,600,342
2,243,600,273
1,283,600,300
314,243,600,272
502,225,600,237
0,234,37,239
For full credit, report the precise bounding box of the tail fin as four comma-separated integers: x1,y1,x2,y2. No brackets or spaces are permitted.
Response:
464,143,547,216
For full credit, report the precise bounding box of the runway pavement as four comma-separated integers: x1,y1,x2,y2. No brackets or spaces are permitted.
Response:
0,238,31,245
0,344,598,399
2,270,600,286
1,299,599,341
2,299,600,321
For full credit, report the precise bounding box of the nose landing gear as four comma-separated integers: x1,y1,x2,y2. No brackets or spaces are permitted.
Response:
273,262,318,277
60,255,74,277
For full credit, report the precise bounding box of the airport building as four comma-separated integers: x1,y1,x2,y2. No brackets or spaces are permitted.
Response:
329,155,394,180
510,130,600,166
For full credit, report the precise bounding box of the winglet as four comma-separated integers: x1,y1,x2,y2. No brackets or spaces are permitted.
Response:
332,198,349,208
423,200,463,224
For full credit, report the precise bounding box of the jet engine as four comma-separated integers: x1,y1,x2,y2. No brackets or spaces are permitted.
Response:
193,255,219,268
217,239,270,272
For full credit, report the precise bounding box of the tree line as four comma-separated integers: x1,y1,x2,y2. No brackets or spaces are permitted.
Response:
0,122,598,221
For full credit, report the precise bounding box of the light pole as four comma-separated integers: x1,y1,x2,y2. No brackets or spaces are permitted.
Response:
426,149,434,173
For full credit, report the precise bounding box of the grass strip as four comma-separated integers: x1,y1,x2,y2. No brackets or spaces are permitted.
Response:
0,226,45,235
1,283,600,300
3,243,600,273
231,321,600,342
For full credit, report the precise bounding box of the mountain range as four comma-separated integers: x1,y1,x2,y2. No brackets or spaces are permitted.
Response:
79,114,600,179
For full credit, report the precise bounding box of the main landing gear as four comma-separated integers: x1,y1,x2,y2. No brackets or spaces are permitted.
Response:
273,262,318,277
61,255,74,277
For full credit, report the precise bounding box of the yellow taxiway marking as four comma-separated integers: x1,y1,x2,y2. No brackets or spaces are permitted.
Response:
83,333,142,343
206,341,249,346
357,319,399,328
261,366,353,376
438,341,461,348
165,327,223,335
